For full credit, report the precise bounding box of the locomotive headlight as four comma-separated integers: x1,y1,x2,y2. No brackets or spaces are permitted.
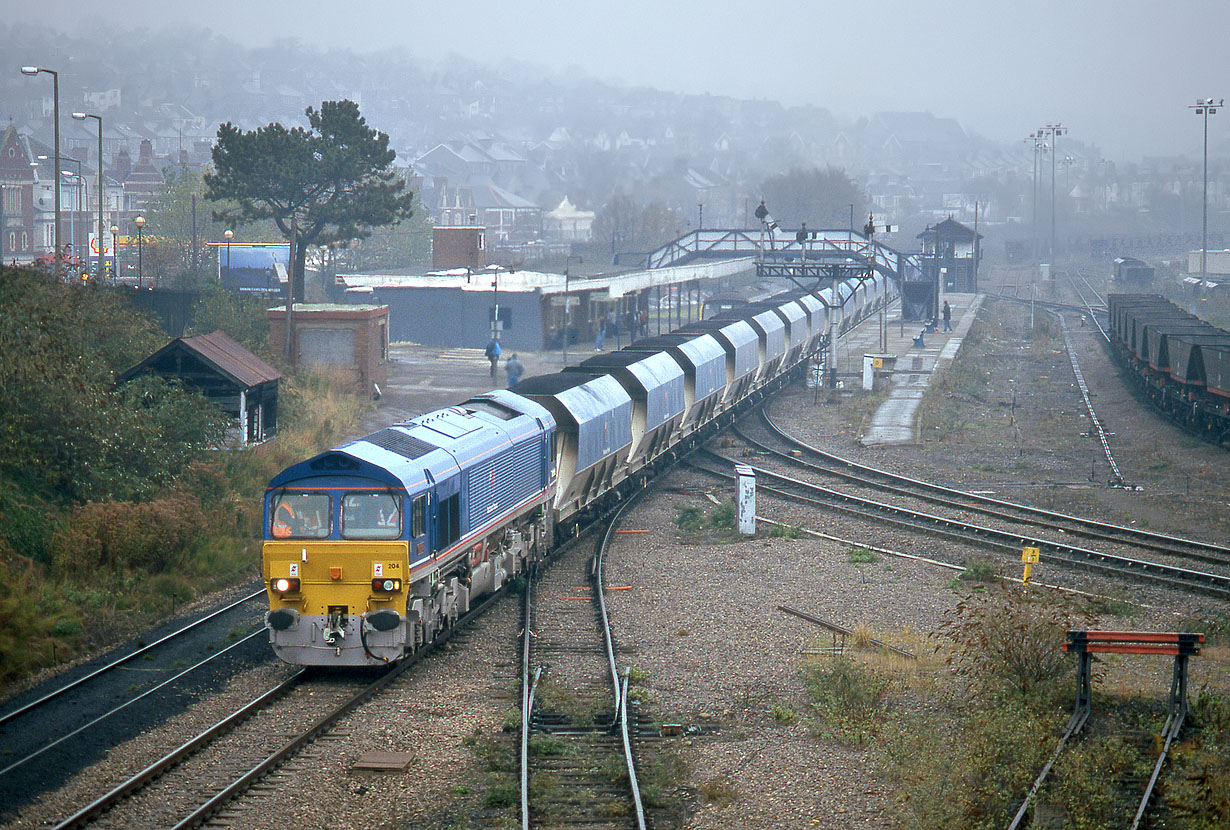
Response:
371,578,402,592
272,577,301,595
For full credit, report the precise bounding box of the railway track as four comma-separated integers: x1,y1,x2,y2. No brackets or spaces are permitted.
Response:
745,408,1230,570
0,587,269,815
693,415,1230,601
34,587,508,829
518,497,650,829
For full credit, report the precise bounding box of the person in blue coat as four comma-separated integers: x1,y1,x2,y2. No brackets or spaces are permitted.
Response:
505,353,524,388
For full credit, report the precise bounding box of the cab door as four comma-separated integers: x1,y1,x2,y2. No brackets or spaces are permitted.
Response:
409,491,429,564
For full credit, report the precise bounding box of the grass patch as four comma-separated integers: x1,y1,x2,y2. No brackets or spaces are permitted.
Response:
848,547,879,564
768,523,803,539
953,558,998,585
771,703,798,723
528,734,570,757
483,780,519,808
699,775,739,806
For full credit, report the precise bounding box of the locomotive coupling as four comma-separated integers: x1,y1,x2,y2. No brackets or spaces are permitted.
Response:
325,609,348,646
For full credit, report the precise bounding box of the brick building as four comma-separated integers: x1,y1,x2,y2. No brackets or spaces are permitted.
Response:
267,303,389,396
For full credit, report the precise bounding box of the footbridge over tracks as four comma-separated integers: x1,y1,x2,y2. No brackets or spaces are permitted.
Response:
643,227,924,285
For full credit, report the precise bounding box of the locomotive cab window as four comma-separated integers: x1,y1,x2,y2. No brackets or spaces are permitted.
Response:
271,492,331,539
410,494,426,538
342,492,402,539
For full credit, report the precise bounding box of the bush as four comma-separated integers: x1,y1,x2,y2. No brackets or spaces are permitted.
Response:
848,547,879,564
51,494,209,575
957,559,999,583
708,500,736,530
938,585,1088,704
800,657,887,744
675,505,704,532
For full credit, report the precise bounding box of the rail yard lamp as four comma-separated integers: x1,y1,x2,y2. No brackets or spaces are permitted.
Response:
1190,98,1222,294
1024,132,1046,262
22,67,61,278
71,112,105,281
110,224,119,279
1037,124,1065,260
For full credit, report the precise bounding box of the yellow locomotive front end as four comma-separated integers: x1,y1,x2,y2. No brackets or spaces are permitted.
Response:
262,487,414,666
264,539,410,665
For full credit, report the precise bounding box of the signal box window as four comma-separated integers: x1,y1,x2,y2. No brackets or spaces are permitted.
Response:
342,492,402,540
271,492,331,539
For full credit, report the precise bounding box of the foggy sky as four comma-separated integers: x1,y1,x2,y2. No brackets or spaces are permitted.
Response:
12,0,1228,162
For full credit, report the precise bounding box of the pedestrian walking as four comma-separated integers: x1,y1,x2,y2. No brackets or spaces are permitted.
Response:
484,337,501,379
505,353,523,388
942,301,952,332
594,315,607,351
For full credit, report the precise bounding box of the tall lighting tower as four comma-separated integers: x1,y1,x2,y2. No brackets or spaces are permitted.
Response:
1190,98,1223,293
1025,131,1047,261
1038,123,1066,260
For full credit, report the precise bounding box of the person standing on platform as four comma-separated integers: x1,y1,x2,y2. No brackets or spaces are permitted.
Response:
942,301,952,332
484,337,501,379
505,353,523,388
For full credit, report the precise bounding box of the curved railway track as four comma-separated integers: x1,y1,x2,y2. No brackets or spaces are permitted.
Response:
746,407,1230,567
693,415,1230,601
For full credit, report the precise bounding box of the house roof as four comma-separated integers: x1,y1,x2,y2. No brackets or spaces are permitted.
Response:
119,329,281,389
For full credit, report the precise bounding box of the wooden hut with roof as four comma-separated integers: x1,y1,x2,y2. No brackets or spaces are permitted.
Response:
118,329,281,446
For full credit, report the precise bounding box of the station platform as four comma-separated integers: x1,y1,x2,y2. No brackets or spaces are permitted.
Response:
829,293,981,447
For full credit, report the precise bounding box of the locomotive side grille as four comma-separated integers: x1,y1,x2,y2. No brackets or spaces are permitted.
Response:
365,428,438,459
467,438,541,527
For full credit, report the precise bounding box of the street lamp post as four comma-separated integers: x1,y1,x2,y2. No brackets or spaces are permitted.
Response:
38,154,83,277
22,67,61,278
1038,123,1066,260
135,215,145,287
71,112,104,280
1190,98,1223,294
223,228,233,285
110,224,119,280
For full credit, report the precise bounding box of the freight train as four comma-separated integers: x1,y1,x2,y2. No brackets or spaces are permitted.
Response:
1107,293,1230,444
261,273,894,666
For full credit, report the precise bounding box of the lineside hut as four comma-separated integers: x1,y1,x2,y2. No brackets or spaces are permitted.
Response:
118,329,281,446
